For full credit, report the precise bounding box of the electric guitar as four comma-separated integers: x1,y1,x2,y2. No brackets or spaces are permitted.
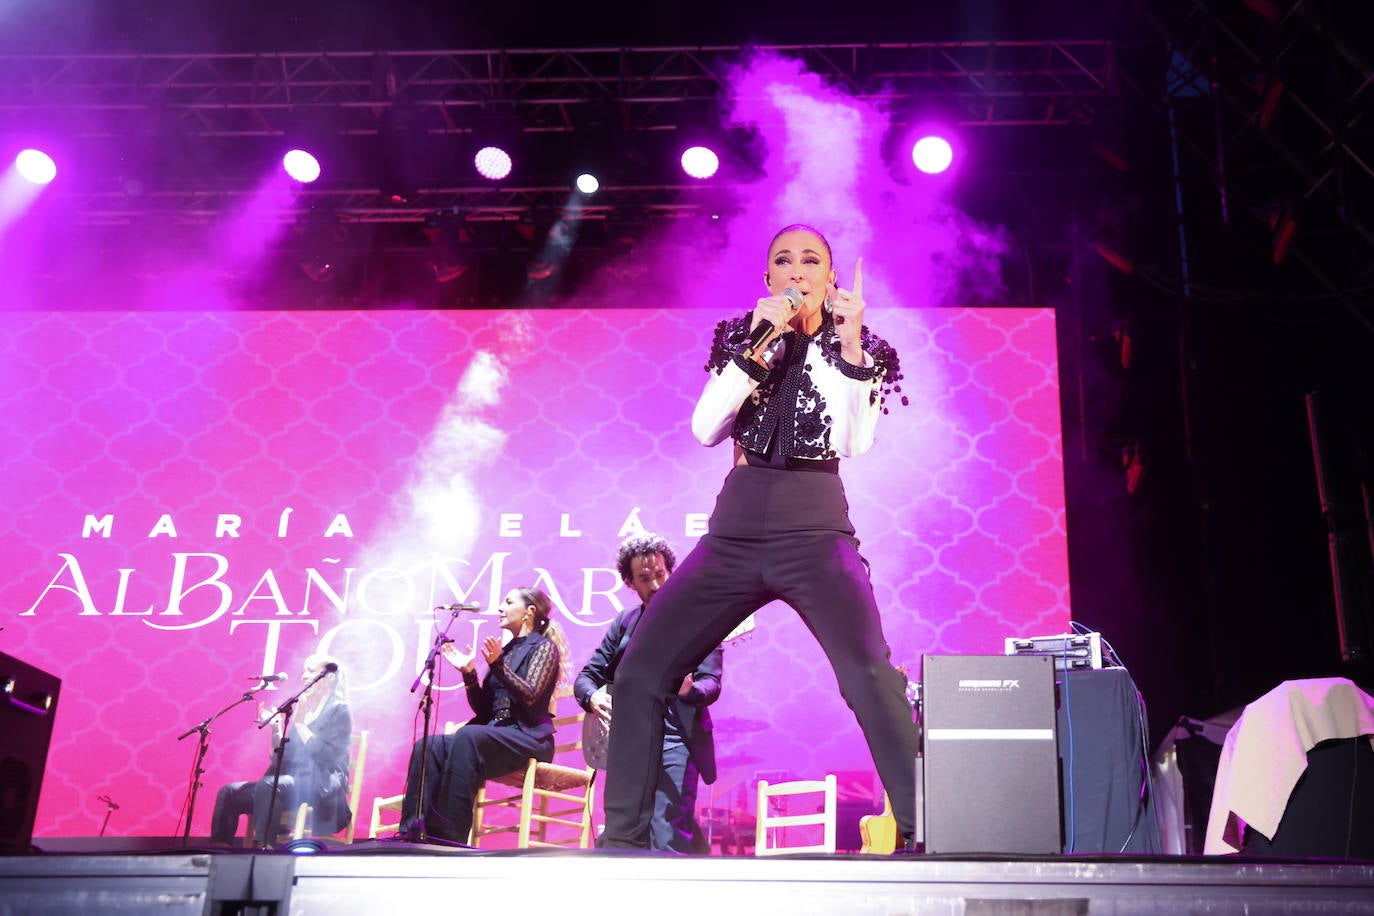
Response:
581,613,756,770
859,792,898,854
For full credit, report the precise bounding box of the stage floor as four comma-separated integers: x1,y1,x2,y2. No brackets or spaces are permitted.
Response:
4,842,1374,915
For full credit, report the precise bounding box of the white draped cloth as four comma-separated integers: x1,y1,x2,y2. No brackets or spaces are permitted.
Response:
1204,677,1374,854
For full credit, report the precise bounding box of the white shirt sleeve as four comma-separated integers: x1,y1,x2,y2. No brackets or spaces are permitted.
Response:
691,360,759,446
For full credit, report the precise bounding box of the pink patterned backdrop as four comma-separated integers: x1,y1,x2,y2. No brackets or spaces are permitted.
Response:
0,306,1067,839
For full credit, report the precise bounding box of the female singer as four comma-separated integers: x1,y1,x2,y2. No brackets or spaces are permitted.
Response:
600,224,920,851
210,654,353,844
400,586,572,844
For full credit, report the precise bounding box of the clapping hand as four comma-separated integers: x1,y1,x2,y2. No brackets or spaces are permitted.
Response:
441,642,478,675
258,701,283,737
480,636,503,666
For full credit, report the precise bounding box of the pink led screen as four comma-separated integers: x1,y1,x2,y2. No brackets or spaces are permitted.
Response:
0,306,1067,838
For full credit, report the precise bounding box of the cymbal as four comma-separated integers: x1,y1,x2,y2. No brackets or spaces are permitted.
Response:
700,808,729,827
712,715,768,733
700,808,755,828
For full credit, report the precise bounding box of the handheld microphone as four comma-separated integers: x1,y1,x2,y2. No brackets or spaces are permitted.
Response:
742,287,803,360
248,672,289,682
437,602,483,612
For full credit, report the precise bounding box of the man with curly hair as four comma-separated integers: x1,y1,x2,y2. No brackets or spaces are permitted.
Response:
575,532,724,853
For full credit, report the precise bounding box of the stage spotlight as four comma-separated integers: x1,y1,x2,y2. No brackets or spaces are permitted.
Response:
426,215,471,284
293,214,348,287
15,149,57,185
911,136,954,175
282,149,321,183
474,146,513,181
575,173,599,195
681,146,720,180
281,837,328,855
1092,242,1135,275
1270,204,1297,264
1242,0,1282,23
1258,76,1285,131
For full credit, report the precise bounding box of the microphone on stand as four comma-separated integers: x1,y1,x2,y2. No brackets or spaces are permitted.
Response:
247,672,289,682
257,663,337,728
436,603,483,613
742,287,803,360
98,794,119,811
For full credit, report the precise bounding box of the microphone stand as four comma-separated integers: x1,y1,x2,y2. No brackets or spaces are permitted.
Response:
97,795,118,837
402,606,468,843
255,667,332,849
175,681,272,843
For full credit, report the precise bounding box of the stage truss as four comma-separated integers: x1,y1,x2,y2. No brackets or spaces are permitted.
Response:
2,41,1120,225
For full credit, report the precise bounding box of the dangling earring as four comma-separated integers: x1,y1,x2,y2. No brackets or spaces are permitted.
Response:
823,295,833,314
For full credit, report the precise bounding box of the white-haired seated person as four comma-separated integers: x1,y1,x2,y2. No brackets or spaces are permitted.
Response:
209,654,353,845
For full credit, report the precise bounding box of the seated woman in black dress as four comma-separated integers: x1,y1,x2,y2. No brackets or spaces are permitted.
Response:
210,654,353,844
400,586,572,844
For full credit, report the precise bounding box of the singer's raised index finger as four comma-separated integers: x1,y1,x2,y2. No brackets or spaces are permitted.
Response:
853,257,863,298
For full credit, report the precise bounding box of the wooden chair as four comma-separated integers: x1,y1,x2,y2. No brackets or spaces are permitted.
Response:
469,700,598,849
247,730,369,846
754,773,838,855
369,722,461,839
296,730,369,843
369,699,597,848
369,791,406,840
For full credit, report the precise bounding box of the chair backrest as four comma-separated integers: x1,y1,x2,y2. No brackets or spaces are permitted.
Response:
285,729,369,844
529,691,587,765
342,730,369,843
755,773,838,855
551,711,587,758
550,682,573,715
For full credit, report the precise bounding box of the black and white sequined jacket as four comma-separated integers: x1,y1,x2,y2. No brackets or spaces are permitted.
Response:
690,310,903,460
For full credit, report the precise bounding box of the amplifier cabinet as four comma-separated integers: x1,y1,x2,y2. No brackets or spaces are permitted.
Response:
0,653,62,852
921,654,1061,854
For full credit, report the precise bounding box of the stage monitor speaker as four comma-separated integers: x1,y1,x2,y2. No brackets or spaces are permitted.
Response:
921,654,1061,854
0,653,62,852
